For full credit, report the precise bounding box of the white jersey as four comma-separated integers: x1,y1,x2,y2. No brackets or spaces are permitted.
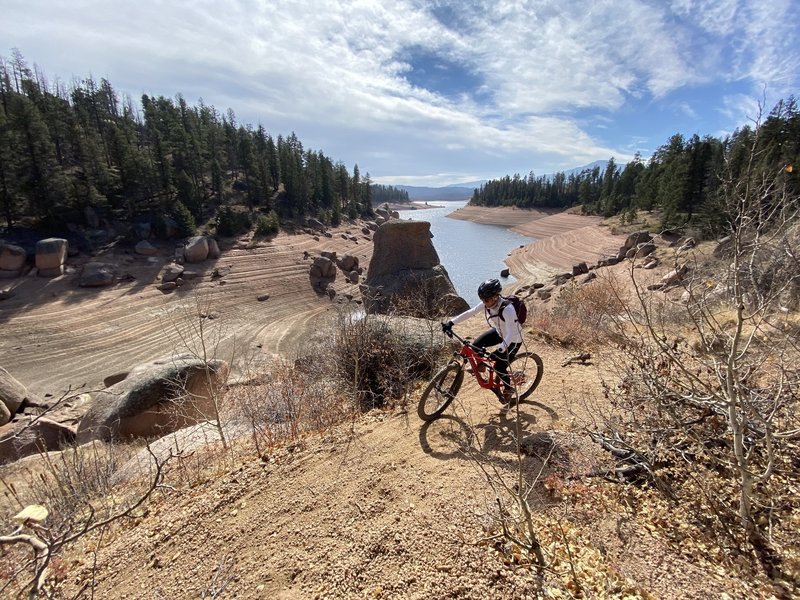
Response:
449,297,523,351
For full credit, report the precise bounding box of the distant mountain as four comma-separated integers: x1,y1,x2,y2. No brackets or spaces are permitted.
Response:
444,180,486,189
542,160,608,179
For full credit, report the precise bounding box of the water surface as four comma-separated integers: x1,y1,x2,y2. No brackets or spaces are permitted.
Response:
396,200,534,307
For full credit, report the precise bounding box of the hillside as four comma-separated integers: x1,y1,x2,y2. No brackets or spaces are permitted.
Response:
0,210,793,599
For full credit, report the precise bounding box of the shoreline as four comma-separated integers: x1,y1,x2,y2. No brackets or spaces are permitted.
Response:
446,204,623,284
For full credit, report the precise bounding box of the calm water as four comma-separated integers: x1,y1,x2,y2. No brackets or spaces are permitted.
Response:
396,200,534,307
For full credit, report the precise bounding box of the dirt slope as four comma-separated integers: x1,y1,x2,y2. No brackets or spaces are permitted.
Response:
61,321,736,599
1,209,754,598
0,227,374,397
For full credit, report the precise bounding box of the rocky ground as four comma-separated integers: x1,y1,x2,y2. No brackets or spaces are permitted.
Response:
0,208,757,599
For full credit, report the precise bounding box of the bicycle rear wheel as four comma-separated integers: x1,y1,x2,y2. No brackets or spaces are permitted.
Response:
507,352,544,401
417,363,465,421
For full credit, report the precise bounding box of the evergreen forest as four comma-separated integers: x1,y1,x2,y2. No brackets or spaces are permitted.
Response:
470,98,799,235
0,52,407,242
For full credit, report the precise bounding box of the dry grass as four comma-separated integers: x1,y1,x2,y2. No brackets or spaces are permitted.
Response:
528,273,629,348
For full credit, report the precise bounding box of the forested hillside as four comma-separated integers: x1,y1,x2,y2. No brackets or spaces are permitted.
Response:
471,98,799,234
0,52,403,238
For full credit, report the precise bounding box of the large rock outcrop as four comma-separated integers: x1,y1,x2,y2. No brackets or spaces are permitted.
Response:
0,417,76,464
360,220,468,317
77,355,229,443
0,243,26,279
35,238,68,277
0,367,37,425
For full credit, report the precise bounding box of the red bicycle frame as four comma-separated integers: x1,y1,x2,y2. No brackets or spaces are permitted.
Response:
459,344,502,390
445,328,505,392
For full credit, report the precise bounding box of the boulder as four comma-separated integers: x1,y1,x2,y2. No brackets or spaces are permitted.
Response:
661,264,690,288
572,262,589,276
157,281,177,292
634,242,657,258
0,367,34,420
361,221,468,317
135,240,158,256
0,417,77,464
310,256,337,279
677,237,696,253
184,236,209,263
337,254,359,272
307,217,326,231
552,273,573,286
35,238,68,276
183,236,219,263
79,262,116,287
500,268,510,278
0,243,26,273
618,231,652,260
597,256,620,267
643,256,659,269
207,238,221,259
161,263,185,283
77,355,230,443
375,203,392,220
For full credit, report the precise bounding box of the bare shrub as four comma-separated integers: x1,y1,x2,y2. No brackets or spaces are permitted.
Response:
232,359,353,458
586,115,800,586
159,292,234,450
0,443,169,597
309,306,451,411
530,274,628,348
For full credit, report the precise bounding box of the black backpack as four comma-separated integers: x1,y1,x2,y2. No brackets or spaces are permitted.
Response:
499,295,527,325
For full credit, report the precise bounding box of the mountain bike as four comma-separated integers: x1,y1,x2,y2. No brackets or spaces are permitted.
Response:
417,327,543,421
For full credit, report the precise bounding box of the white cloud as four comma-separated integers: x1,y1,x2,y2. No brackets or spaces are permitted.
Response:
1,0,798,183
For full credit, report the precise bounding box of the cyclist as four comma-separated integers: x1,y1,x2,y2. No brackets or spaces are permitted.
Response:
441,278,523,406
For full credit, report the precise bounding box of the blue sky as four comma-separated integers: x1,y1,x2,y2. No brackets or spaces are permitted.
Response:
2,0,798,186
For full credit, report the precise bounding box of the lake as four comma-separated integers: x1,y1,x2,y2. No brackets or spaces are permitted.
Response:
396,200,534,307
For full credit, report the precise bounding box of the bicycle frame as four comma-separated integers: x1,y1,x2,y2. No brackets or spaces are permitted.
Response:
446,329,502,392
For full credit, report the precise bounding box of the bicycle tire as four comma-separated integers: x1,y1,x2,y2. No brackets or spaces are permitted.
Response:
508,352,544,401
417,363,465,421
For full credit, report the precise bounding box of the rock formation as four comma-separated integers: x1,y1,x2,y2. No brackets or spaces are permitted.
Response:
360,220,468,317
77,355,229,443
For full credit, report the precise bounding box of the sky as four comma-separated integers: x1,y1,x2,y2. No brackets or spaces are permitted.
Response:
2,0,798,187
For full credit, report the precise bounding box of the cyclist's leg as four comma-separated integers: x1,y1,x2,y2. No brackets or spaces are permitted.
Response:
495,343,521,391
473,330,502,374
473,329,502,349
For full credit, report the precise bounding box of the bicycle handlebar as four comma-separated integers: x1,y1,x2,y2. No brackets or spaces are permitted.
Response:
443,326,488,357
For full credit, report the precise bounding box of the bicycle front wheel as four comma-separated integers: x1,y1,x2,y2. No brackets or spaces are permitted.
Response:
417,363,465,421
508,352,544,402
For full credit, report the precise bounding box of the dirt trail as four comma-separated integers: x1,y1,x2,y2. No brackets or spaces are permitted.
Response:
69,321,726,599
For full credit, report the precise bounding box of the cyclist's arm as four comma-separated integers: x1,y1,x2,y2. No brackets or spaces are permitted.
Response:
449,302,483,325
